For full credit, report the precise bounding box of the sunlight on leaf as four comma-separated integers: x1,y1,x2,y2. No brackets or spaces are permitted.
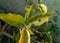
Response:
0,13,26,27
18,28,30,43
32,16,49,26
29,11,55,22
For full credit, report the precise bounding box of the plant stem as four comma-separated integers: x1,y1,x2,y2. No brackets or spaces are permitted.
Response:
46,32,53,43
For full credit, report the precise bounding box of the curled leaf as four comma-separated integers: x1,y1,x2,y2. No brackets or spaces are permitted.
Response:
18,28,30,43
25,5,34,20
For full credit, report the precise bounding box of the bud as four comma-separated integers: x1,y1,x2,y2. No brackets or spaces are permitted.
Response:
38,4,48,14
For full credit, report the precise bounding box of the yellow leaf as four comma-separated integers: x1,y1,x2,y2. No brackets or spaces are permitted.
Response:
18,27,30,43
25,5,33,20
38,4,48,14
0,13,25,27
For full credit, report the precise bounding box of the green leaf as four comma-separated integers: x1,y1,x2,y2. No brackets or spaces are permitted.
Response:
46,32,53,43
29,11,55,26
32,16,49,26
40,40,44,43
0,13,25,27
29,11,55,22
44,23,51,32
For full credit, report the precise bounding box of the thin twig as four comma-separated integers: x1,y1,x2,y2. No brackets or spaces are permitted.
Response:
1,31,13,39
0,23,8,42
2,23,8,31
32,28,42,34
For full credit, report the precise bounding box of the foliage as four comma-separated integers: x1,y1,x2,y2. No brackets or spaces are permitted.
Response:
0,0,56,43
